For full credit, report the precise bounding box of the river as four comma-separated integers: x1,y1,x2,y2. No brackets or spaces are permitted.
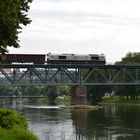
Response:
1,99,140,140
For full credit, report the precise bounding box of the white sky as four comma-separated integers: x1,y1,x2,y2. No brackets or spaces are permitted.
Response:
9,0,140,63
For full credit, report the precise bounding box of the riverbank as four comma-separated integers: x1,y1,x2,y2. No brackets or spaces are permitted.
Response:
0,108,38,140
0,127,38,140
101,96,140,104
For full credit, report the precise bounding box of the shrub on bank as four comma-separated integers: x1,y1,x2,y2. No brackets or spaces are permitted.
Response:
0,108,28,129
0,126,38,140
0,108,38,140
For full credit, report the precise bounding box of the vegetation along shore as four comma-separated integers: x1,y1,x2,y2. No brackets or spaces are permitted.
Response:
0,108,38,140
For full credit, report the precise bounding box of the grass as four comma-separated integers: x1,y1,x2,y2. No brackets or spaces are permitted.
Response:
0,126,38,140
0,108,38,140
102,96,121,102
101,96,140,104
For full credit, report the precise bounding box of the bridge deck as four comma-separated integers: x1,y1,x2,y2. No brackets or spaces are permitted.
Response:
1,64,140,68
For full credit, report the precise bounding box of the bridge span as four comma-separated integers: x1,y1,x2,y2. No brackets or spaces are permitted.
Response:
0,64,140,86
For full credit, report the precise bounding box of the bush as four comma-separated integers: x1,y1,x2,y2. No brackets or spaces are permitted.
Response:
0,108,38,140
0,108,28,129
0,126,38,140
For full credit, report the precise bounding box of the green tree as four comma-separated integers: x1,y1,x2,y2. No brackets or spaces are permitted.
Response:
0,86,15,96
115,52,140,99
117,52,140,64
25,86,41,96
84,68,112,103
0,0,33,54
24,86,41,101
43,86,58,105
58,86,70,96
87,85,109,104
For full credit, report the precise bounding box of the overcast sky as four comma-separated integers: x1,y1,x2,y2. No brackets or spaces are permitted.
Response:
9,0,140,62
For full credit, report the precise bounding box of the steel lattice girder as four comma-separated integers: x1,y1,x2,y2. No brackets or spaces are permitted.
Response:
1,64,140,86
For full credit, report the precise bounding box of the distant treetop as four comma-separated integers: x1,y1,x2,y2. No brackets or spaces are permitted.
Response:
116,52,140,64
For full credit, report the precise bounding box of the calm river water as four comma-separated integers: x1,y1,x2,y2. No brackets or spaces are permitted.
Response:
1,99,140,140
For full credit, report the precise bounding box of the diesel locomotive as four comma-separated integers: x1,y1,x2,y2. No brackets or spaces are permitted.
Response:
47,53,106,64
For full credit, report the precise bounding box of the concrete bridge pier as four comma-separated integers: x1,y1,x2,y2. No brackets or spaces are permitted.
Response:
71,86,87,105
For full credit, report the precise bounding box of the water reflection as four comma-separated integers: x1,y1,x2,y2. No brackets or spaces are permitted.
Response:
1,99,140,140
70,105,140,140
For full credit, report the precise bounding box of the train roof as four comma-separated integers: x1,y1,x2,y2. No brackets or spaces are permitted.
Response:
1,54,45,56
47,53,104,56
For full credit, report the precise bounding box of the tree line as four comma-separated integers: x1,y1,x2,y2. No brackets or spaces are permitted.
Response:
0,85,70,104
87,52,140,103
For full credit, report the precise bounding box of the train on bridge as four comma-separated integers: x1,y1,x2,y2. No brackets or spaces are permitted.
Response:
0,53,106,64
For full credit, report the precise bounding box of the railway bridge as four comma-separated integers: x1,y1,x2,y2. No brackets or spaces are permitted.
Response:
1,64,140,104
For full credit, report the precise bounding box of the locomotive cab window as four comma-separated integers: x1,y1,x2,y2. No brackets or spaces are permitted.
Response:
91,56,99,60
59,56,66,59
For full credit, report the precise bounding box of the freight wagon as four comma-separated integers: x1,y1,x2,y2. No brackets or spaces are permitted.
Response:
0,54,45,64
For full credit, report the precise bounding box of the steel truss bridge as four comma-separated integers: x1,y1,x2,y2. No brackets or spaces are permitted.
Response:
1,64,140,86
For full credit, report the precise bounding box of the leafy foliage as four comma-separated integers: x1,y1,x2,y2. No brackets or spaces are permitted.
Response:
117,52,140,64
0,86,16,96
0,108,38,140
115,52,140,99
0,0,33,54
87,85,111,104
0,126,38,140
0,108,28,129
45,86,58,104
